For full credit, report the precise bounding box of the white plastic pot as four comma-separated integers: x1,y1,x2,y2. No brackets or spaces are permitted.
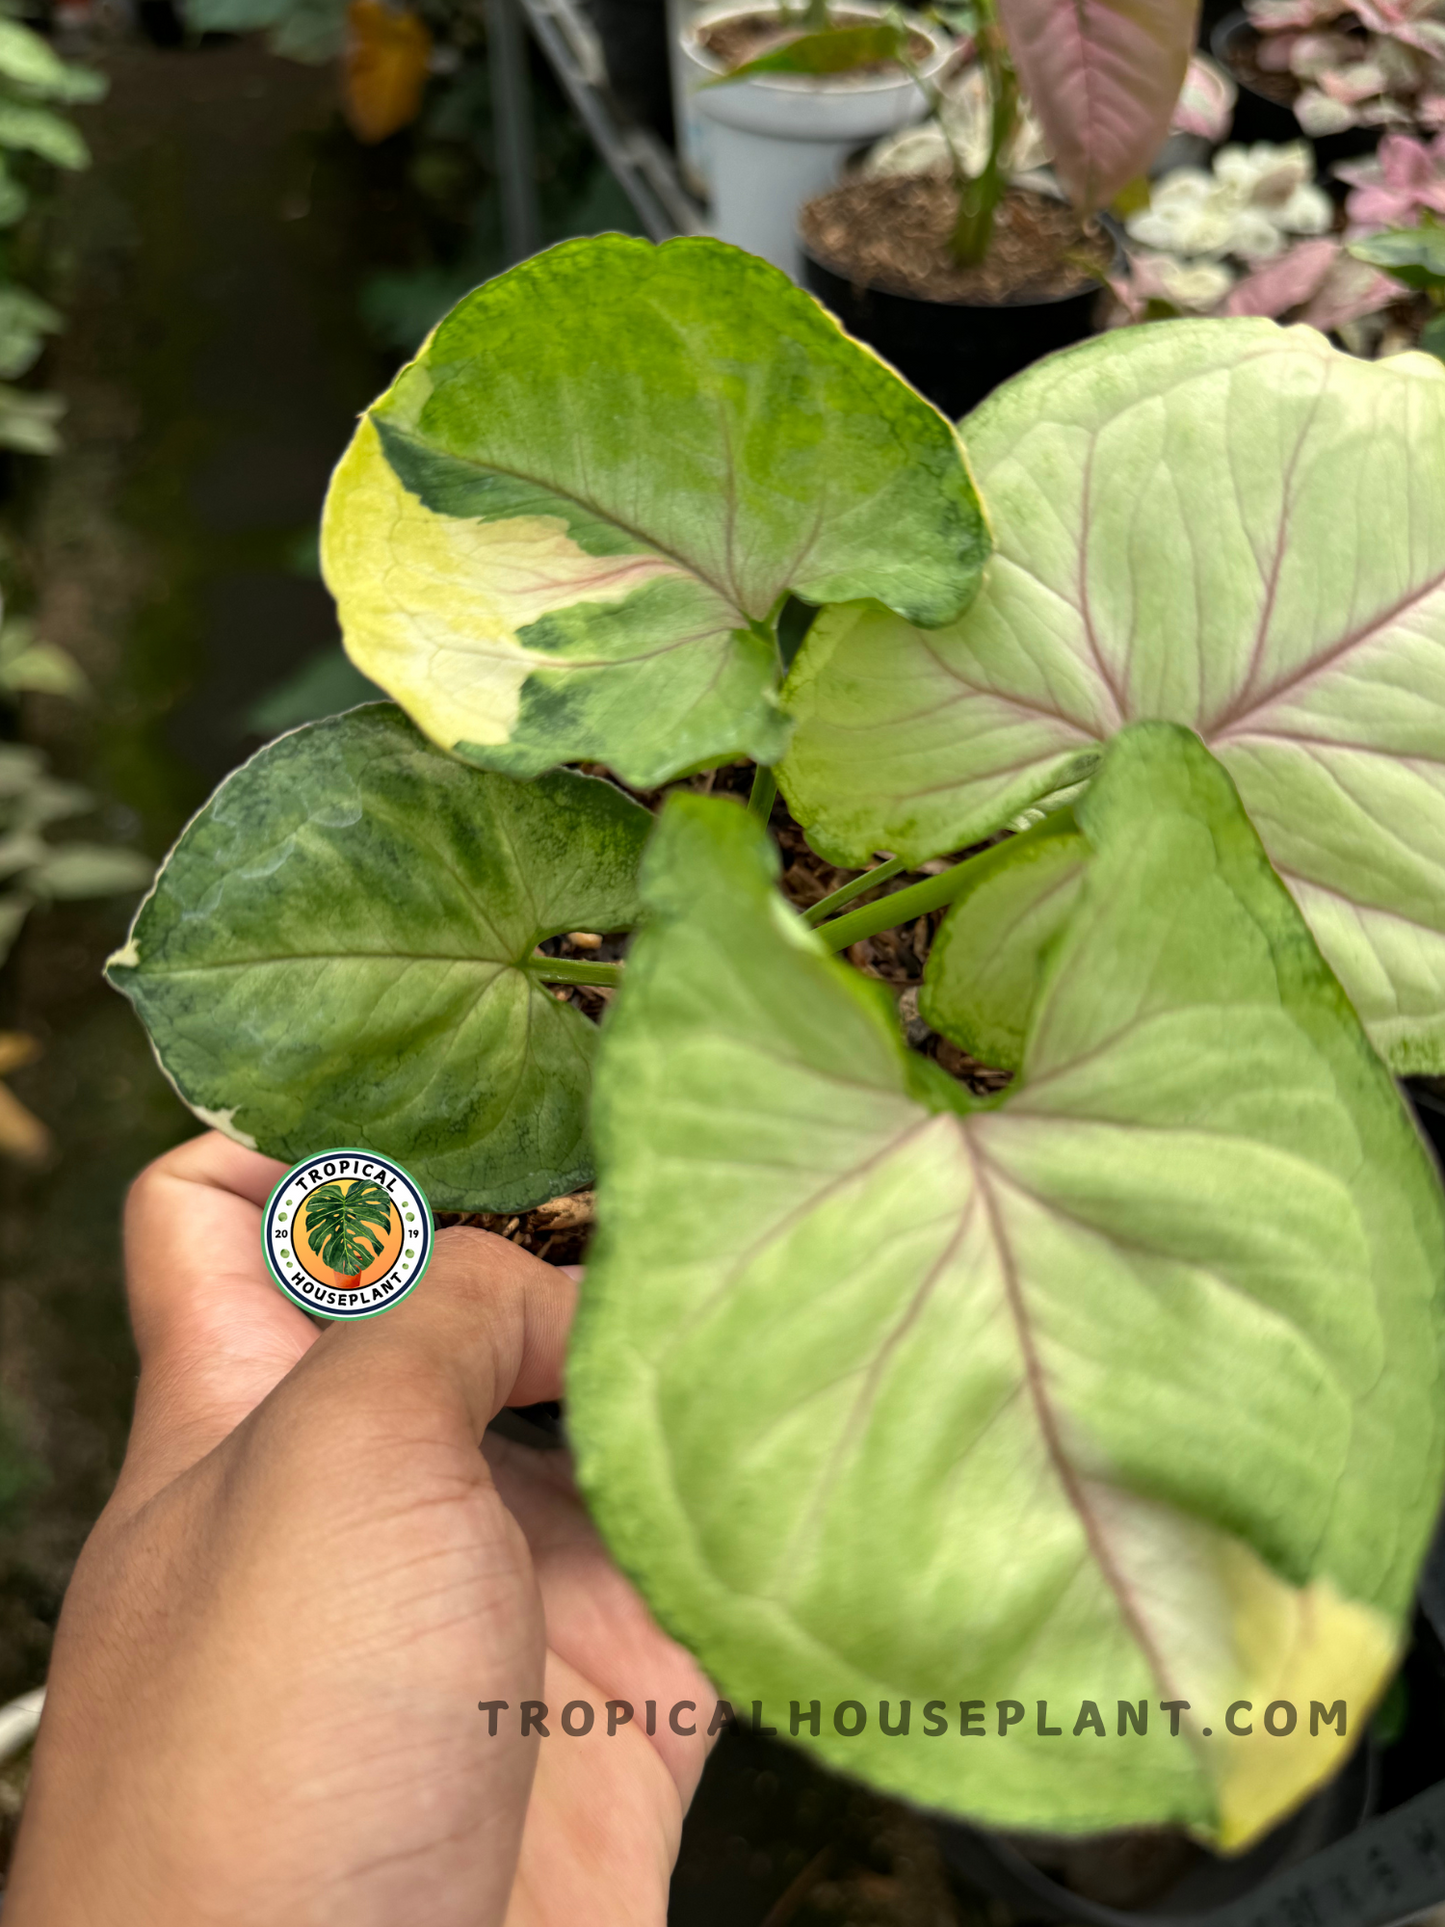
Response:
667,0,713,195
680,2,950,277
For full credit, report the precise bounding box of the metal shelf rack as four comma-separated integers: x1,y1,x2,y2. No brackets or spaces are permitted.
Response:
485,0,705,260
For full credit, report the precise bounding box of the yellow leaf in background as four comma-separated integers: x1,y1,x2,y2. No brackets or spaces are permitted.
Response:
1111,173,1152,219
0,1030,48,1163
342,1,431,145
0,1031,40,1078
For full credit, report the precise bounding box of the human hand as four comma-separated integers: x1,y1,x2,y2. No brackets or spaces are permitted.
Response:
5,1132,712,1926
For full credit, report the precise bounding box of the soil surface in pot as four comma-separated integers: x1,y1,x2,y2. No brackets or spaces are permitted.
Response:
699,10,931,73
801,176,1110,303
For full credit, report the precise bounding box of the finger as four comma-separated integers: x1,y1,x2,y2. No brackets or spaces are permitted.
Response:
280,1227,577,1445
117,1132,319,1508
482,1436,715,1803
506,1648,684,1927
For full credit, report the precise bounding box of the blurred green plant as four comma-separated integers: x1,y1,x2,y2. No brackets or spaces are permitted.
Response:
184,0,349,62
1351,220,1445,356
0,744,154,972
0,1393,41,1531
0,17,106,453
244,644,381,736
0,611,87,699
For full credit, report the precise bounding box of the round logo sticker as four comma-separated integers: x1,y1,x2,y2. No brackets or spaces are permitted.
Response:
262,1149,433,1320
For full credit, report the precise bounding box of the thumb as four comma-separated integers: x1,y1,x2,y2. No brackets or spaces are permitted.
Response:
271,1224,577,1446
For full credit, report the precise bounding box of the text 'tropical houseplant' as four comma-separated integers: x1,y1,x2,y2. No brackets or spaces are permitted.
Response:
108,235,1445,1873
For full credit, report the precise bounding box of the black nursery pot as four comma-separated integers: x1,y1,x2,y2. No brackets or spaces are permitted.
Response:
1211,11,1380,181
933,1634,1445,1926
800,241,1104,423
933,1741,1384,1924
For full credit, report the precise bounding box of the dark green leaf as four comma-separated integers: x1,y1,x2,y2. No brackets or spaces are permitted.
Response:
1349,226,1445,292
107,704,653,1212
706,22,904,83
304,1179,395,1275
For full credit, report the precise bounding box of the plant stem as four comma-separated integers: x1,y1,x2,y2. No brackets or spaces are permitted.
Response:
814,812,1070,951
804,0,829,30
801,853,910,926
812,857,984,951
749,764,778,820
947,0,1016,266
529,956,625,987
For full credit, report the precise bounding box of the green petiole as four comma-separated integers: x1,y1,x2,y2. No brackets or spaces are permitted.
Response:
529,956,625,988
801,853,910,926
748,764,779,820
811,814,1072,951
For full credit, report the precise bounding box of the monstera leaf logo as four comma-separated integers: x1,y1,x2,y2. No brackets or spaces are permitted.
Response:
303,1179,394,1282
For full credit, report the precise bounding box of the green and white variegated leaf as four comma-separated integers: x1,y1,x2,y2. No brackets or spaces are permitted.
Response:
0,19,105,103
106,704,651,1212
920,809,1086,1070
320,235,989,791
0,98,88,168
0,286,62,382
570,722,1445,1849
0,385,63,455
779,321,1445,1073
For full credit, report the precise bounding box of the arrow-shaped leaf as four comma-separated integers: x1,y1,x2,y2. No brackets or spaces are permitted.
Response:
997,0,1198,211
571,723,1445,1847
921,807,1087,1069
106,704,651,1211
780,321,1445,1073
320,235,988,791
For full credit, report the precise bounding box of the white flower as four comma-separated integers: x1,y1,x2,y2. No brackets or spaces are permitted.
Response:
1276,183,1333,230
1214,140,1314,198
1146,254,1237,309
1230,207,1291,257
1127,140,1336,292
1295,84,1361,131
1126,169,1236,254
1127,142,1333,265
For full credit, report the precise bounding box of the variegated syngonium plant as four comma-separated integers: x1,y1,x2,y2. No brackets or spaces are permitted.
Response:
107,235,990,1210
105,236,1445,1849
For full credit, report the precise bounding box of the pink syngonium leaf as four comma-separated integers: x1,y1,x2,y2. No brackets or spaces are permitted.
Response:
997,0,1201,211
1341,130,1445,228
1223,236,1339,314
1297,250,1398,328
1171,52,1237,138
1353,0,1445,53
